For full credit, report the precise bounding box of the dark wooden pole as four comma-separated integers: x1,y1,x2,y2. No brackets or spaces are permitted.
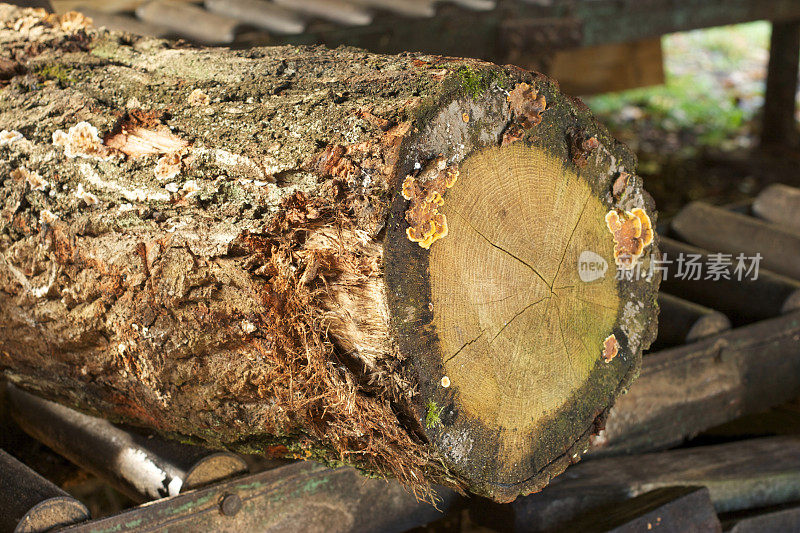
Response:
761,19,800,148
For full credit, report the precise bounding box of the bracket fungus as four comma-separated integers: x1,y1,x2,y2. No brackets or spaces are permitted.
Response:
53,121,114,160
602,334,619,363
12,167,48,191
508,82,547,128
605,207,654,268
402,157,459,249
0,129,23,145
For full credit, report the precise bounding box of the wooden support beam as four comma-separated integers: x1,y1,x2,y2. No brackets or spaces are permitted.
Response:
204,0,306,35
725,503,800,532
655,292,731,348
537,38,665,96
72,7,172,39
135,1,240,44
471,436,800,532
658,237,800,326
703,398,800,439
671,202,800,281
761,20,800,149
556,486,721,533
752,183,800,233
590,312,800,456
276,0,800,66
7,384,249,503
0,448,90,533
60,461,460,532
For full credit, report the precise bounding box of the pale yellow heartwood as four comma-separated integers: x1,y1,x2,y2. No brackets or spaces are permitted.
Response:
429,143,619,471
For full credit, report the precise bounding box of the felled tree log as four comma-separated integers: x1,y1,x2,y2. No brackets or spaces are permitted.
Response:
0,5,658,501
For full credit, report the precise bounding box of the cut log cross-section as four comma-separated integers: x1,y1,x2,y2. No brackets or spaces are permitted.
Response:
0,5,658,501
389,143,645,492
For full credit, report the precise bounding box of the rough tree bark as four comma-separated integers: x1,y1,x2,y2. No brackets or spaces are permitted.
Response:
0,5,659,501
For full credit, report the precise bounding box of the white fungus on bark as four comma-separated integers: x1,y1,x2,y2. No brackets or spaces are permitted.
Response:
52,122,114,160
0,129,23,145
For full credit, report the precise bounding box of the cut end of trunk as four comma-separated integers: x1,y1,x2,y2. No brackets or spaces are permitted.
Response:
431,144,623,473
385,80,659,501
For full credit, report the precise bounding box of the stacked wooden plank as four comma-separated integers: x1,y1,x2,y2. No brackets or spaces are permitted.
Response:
0,384,460,532
56,0,497,45
42,0,800,97
50,0,800,56
45,0,800,97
